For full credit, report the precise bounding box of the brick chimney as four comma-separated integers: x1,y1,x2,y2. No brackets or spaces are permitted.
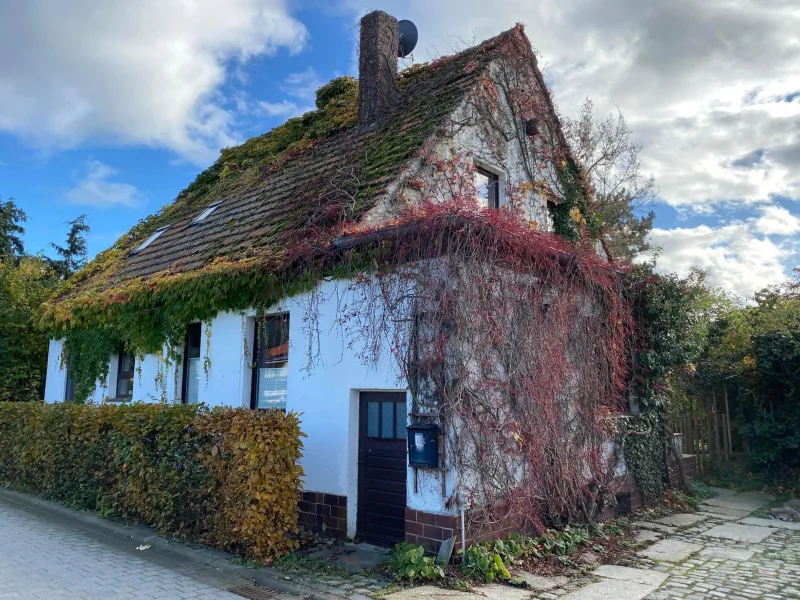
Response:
358,11,401,132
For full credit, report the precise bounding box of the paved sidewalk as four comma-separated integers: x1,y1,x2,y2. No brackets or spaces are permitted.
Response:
0,492,299,600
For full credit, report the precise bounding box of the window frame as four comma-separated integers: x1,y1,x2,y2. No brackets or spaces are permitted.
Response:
181,323,203,405
475,166,500,209
130,225,170,256
365,398,407,441
190,201,223,226
115,349,136,400
250,313,290,411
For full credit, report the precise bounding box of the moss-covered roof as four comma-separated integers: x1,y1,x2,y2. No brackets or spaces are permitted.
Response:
55,25,555,306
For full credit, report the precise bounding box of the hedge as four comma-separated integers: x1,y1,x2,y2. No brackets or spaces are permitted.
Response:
0,402,305,561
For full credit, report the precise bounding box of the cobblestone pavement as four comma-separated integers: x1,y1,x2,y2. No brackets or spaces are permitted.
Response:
642,516,800,600
0,496,300,600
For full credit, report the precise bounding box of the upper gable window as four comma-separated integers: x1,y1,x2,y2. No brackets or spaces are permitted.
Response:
190,201,223,226
475,167,500,209
130,225,170,255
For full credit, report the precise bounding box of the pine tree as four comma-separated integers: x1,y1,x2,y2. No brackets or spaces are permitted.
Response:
0,198,27,263
49,215,90,279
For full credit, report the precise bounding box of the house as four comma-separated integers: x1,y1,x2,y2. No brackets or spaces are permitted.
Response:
43,11,640,551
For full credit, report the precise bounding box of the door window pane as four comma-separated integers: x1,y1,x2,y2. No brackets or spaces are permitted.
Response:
367,402,379,438
395,402,407,439
381,402,395,439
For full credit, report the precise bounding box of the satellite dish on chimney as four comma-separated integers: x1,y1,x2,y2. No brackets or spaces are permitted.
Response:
397,20,418,57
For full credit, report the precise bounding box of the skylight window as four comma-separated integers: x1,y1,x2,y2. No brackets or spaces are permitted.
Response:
130,225,170,256
191,201,223,225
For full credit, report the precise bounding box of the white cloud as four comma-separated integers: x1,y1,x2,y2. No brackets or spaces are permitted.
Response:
647,221,796,297
0,0,308,164
65,160,143,208
281,67,324,101
255,68,322,119
752,205,800,236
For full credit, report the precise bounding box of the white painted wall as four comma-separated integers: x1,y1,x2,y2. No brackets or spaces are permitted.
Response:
44,339,112,404
43,278,453,538
43,339,67,403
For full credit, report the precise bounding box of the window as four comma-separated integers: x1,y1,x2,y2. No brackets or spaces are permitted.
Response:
366,398,407,440
251,314,289,410
182,323,202,404
115,350,135,399
474,167,500,209
190,201,223,226
130,225,170,255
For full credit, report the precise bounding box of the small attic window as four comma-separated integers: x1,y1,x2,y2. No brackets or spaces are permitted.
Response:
130,225,170,256
190,201,223,226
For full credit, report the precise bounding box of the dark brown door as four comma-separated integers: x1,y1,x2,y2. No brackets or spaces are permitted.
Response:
358,391,408,546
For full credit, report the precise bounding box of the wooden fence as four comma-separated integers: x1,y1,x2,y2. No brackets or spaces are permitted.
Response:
670,387,742,475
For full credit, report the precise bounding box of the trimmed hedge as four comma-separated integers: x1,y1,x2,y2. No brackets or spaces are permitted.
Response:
0,402,305,561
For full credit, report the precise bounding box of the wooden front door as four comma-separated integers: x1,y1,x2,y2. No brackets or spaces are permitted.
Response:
357,391,408,546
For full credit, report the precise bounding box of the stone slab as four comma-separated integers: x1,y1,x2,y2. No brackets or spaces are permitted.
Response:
698,505,752,518
637,539,702,563
702,523,776,543
708,486,738,498
702,497,765,512
593,565,669,587
560,578,655,600
635,530,662,543
785,498,800,508
699,546,756,561
740,517,800,531
735,490,776,502
383,586,477,599
516,572,569,591
654,513,707,527
633,521,676,534
475,584,535,600
697,511,741,521
437,536,456,565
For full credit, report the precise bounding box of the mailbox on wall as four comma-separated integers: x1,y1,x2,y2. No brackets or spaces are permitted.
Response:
407,423,439,468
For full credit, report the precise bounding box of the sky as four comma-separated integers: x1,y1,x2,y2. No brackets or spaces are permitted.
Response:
1,0,798,299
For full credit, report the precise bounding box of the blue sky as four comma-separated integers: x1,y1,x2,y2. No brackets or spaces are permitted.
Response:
2,0,798,298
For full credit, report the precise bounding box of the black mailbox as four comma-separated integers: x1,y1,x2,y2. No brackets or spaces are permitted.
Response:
407,423,439,468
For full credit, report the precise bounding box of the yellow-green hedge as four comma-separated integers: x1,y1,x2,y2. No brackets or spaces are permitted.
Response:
0,402,305,561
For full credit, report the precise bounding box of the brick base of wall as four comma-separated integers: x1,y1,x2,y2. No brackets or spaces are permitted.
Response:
298,491,347,540
405,458,701,555
405,507,523,554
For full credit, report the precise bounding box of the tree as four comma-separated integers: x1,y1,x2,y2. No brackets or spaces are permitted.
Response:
565,99,656,261
49,214,90,279
0,255,56,401
0,199,27,263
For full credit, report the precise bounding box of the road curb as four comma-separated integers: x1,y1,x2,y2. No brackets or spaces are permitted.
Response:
0,486,343,600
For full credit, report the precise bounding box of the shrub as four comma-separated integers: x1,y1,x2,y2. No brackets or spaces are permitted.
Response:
0,402,304,561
